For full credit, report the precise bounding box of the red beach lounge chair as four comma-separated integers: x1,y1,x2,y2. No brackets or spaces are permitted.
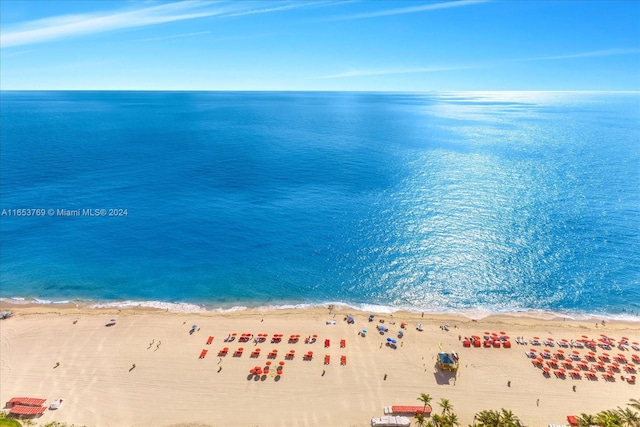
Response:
324,354,330,365
199,349,208,359
341,355,347,365
340,339,346,348
325,339,330,348
206,336,214,345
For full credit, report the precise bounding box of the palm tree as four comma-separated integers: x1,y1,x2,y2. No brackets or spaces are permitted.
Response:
445,412,460,426
576,413,596,427
418,393,433,413
500,408,521,426
474,409,500,426
628,398,640,411
595,410,623,427
430,414,444,427
415,412,427,427
439,398,453,416
616,406,640,427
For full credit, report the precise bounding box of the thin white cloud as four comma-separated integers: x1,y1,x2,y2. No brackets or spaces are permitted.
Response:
315,47,639,79
316,65,477,79
519,48,640,62
0,1,232,48
0,1,315,48
326,0,488,21
134,31,211,42
223,2,325,18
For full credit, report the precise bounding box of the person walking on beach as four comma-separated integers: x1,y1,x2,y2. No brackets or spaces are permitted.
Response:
536,398,539,406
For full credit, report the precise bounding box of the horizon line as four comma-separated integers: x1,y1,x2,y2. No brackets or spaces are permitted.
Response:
1,89,639,93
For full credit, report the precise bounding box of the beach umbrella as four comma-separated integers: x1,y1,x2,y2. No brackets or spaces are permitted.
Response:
603,353,610,357
265,361,271,366
533,336,540,340
547,337,554,341
279,361,285,366
500,331,506,335
362,329,367,334
572,350,580,354
530,348,537,352
557,349,564,353
544,349,551,353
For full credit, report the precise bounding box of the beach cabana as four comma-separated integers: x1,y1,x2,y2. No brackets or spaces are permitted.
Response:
9,405,47,417
436,352,459,372
6,397,47,407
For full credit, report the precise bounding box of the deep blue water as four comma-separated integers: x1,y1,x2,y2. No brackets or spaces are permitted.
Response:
1,91,639,316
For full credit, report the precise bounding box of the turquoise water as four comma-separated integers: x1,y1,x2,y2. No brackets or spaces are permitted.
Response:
1,91,638,317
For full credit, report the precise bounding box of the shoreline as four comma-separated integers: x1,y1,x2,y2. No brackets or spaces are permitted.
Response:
1,302,638,426
2,297,640,323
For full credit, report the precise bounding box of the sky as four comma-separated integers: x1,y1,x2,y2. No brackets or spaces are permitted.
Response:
0,0,639,91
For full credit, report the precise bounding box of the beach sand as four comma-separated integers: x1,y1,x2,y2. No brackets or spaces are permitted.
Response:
0,302,637,427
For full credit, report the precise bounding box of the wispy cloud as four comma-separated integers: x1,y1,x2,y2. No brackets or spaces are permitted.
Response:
134,31,211,42
518,48,640,62
315,64,477,79
325,0,488,21
0,1,322,48
0,49,33,58
0,1,232,48
223,2,326,18
315,47,639,79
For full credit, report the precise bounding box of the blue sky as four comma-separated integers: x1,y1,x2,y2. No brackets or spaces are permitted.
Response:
1,0,639,91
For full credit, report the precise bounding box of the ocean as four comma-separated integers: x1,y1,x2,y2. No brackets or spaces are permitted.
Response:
0,91,638,318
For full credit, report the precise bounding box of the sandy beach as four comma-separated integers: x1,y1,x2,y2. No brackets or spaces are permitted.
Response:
0,302,637,427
